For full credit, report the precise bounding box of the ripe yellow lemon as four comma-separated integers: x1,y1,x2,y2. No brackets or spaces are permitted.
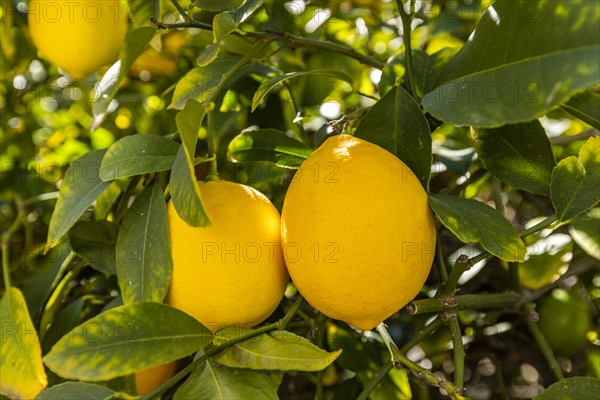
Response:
281,134,435,330
28,0,128,79
167,181,289,332
135,363,177,395
130,31,185,79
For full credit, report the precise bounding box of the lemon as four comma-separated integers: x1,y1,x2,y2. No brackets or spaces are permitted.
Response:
167,181,289,332
28,0,128,79
130,31,185,79
281,134,435,330
538,289,592,356
135,362,177,395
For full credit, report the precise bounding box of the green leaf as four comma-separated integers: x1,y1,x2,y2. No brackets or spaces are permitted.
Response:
252,70,353,112
551,137,600,221
429,195,527,262
23,240,72,317
100,135,179,181
43,302,213,381
534,377,600,400
378,48,456,98
174,359,278,400
213,0,265,44
422,0,600,127
42,298,85,354
227,129,313,168
169,55,241,110
47,149,110,247
326,323,368,372
121,0,161,28
194,0,243,12
116,183,172,304
561,91,600,129
213,329,341,371
355,86,432,190
35,382,114,400
170,101,210,227
1,288,47,399
518,233,573,289
91,27,156,130
474,120,556,195
68,221,118,275
569,208,600,259
94,182,123,220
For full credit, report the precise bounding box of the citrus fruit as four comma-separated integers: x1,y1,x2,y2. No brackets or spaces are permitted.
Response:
538,288,592,356
166,180,289,332
135,362,177,395
28,0,128,79
281,134,436,330
130,31,185,79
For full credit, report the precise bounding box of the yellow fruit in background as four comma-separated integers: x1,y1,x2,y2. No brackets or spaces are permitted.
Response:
130,31,186,79
167,181,289,333
135,363,177,395
281,134,436,330
28,0,128,79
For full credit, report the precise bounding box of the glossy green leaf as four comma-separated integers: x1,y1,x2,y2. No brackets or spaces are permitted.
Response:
422,0,600,127
252,70,353,112
121,0,161,28
23,240,72,317
1,288,47,399
35,382,114,400
474,120,556,195
213,328,341,371
99,135,180,181
227,129,313,168
551,137,600,221
43,302,213,381
194,0,243,12
518,233,573,289
355,86,432,189
174,359,278,400
368,367,412,400
429,195,527,262
569,208,600,259
169,55,241,110
47,149,110,247
94,182,123,220
68,220,118,275
326,323,368,372
534,377,600,400
170,100,210,227
213,0,265,44
91,27,156,130
116,183,172,304
561,91,600,129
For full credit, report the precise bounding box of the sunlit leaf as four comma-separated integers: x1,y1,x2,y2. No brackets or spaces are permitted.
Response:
91,27,156,130
170,100,210,226
252,70,353,112
1,288,47,399
569,208,600,259
213,328,341,371
561,90,600,129
474,120,556,195
169,56,241,110
429,195,527,262
47,150,110,247
227,129,313,168
35,381,114,400
422,0,600,127
213,0,265,44
551,137,600,221
355,86,432,189
116,183,172,304
174,359,278,400
43,302,213,381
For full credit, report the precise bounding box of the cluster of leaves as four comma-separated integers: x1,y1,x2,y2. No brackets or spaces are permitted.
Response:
1,0,599,399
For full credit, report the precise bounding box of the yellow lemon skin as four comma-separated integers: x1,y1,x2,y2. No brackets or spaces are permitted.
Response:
135,363,177,395
167,181,289,333
28,0,127,79
281,134,436,330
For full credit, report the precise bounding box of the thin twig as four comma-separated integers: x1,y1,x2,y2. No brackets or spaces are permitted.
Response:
395,0,417,98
